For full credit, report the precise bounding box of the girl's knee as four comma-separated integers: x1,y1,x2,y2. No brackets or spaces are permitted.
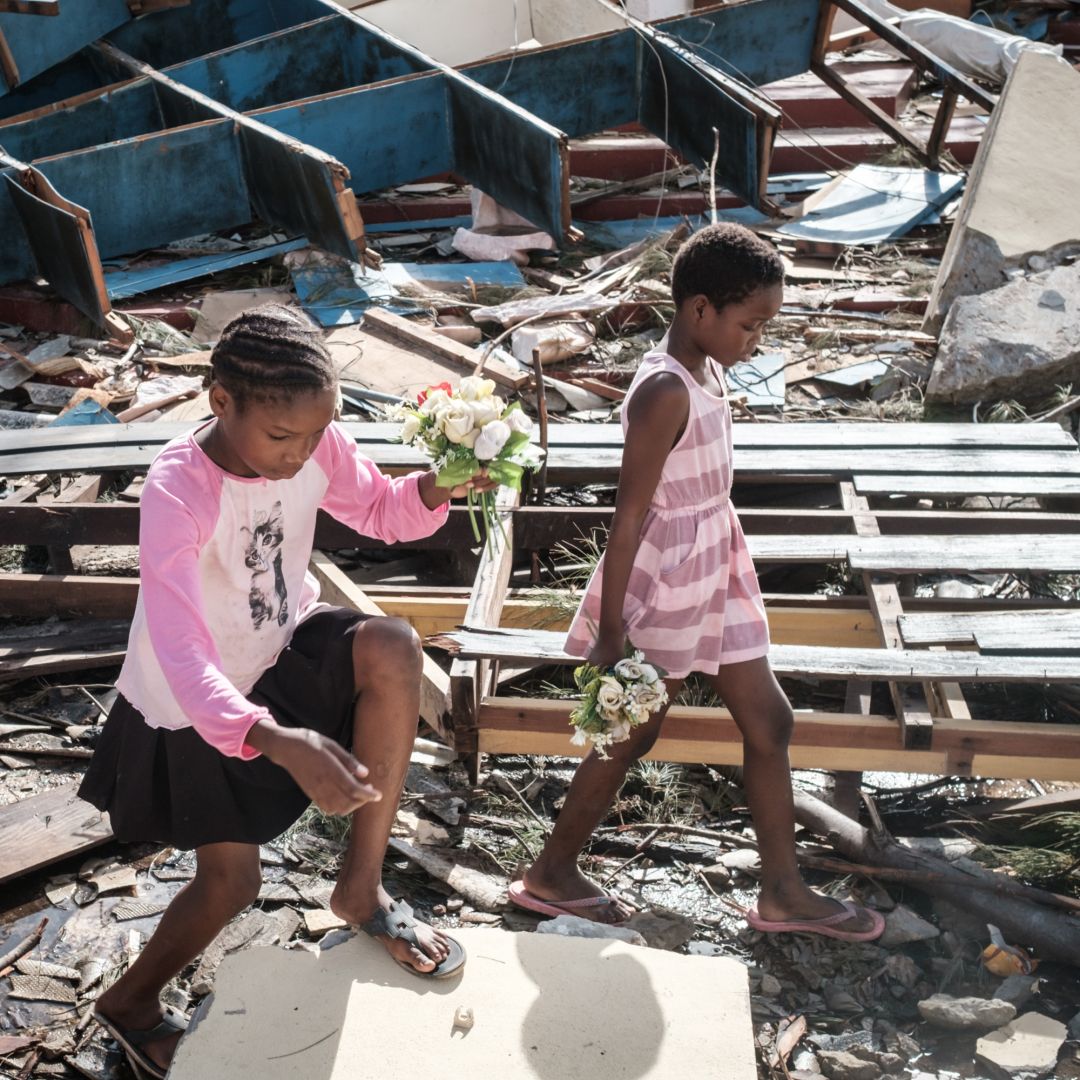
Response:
197,855,262,912
741,701,794,754
605,724,662,765
353,616,422,675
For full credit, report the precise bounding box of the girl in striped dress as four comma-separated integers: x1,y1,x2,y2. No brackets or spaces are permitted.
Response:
510,224,883,942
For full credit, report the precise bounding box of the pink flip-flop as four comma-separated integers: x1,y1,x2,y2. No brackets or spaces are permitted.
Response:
508,880,632,924
746,899,885,943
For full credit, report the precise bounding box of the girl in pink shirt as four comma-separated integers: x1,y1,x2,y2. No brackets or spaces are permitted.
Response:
79,304,492,1079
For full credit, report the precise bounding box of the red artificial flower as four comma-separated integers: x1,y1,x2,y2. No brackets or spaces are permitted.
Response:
417,382,452,405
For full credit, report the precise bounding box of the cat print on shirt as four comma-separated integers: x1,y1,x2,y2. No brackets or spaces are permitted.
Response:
242,501,288,630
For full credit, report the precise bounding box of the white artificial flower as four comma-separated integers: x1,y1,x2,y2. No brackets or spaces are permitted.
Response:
607,718,632,743
637,663,660,685
436,401,478,446
468,396,502,428
614,658,643,681
400,414,421,444
474,418,511,461
418,388,450,415
505,409,534,435
458,375,497,402
569,727,589,747
631,683,667,716
595,676,626,715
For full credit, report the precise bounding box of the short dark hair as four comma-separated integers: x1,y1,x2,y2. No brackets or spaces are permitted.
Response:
211,303,336,409
670,223,784,310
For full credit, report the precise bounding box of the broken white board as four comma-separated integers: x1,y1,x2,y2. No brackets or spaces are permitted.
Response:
169,927,756,1080
727,352,786,408
776,165,964,246
924,52,1080,331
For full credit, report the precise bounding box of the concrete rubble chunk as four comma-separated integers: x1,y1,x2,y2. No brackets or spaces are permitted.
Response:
535,914,647,947
816,1050,881,1080
993,974,1040,1010
1068,1010,1080,1041
924,52,1080,331
976,1011,1067,1077
879,904,940,947
624,909,697,951
917,993,1017,1031
927,261,1080,403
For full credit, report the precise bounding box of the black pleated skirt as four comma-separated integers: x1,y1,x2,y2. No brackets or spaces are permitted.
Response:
78,606,368,850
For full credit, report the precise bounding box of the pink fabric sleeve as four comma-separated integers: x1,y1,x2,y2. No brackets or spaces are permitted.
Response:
139,470,270,760
316,422,448,541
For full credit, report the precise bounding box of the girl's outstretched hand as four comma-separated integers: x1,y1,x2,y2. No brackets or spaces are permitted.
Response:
447,471,499,500
418,469,498,508
252,723,381,815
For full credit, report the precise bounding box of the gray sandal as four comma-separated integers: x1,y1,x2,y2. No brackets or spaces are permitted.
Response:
94,1005,188,1080
360,899,466,979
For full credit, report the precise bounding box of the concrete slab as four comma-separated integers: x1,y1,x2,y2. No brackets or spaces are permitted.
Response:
169,928,755,1080
924,51,1080,331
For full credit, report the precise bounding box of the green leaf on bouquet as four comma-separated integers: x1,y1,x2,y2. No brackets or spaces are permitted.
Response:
435,456,479,488
485,458,524,489
501,430,532,457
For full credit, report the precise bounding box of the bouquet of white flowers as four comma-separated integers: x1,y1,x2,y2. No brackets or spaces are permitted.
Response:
391,376,544,549
569,647,669,760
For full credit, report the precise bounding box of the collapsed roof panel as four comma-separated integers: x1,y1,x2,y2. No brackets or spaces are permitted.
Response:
655,0,820,86
0,0,132,92
0,0,793,330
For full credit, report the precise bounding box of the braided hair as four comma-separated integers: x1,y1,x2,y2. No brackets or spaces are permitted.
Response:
210,303,336,409
670,223,784,311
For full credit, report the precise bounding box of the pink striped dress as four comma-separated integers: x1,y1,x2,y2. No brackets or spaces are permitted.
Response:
564,351,769,678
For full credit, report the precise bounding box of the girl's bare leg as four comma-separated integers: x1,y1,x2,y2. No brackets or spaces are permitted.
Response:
95,841,262,1071
704,657,877,931
329,617,452,971
522,678,686,923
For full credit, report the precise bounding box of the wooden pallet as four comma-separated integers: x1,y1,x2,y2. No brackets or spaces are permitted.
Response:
2,418,1077,777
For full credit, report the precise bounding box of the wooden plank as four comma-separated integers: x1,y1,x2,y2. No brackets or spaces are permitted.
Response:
40,472,106,573
845,535,1080,573
308,551,451,739
0,647,126,682
855,474,1080,498
362,309,527,391
0,573,138,617
841,480,935,747
432,626,1080,682
476,697,1080,781
5,503,1080,572
449,488,516,759
0,782,112,885
1,420,1071,457
5,442,1079,482
900,609,1080,654
0,618,128,659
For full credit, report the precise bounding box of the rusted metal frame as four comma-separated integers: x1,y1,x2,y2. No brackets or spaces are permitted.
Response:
927,85,959,165
92,40,365,258
125,0,189,13
0,1,59,14
0,29,17,89
822,0,996,111
811,0,995,169
811,60,933,163
1,149,131,340
839,481,937,749
323,3,572,237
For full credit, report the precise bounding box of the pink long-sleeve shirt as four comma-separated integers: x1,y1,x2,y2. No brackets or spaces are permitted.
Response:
117,421,446,760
